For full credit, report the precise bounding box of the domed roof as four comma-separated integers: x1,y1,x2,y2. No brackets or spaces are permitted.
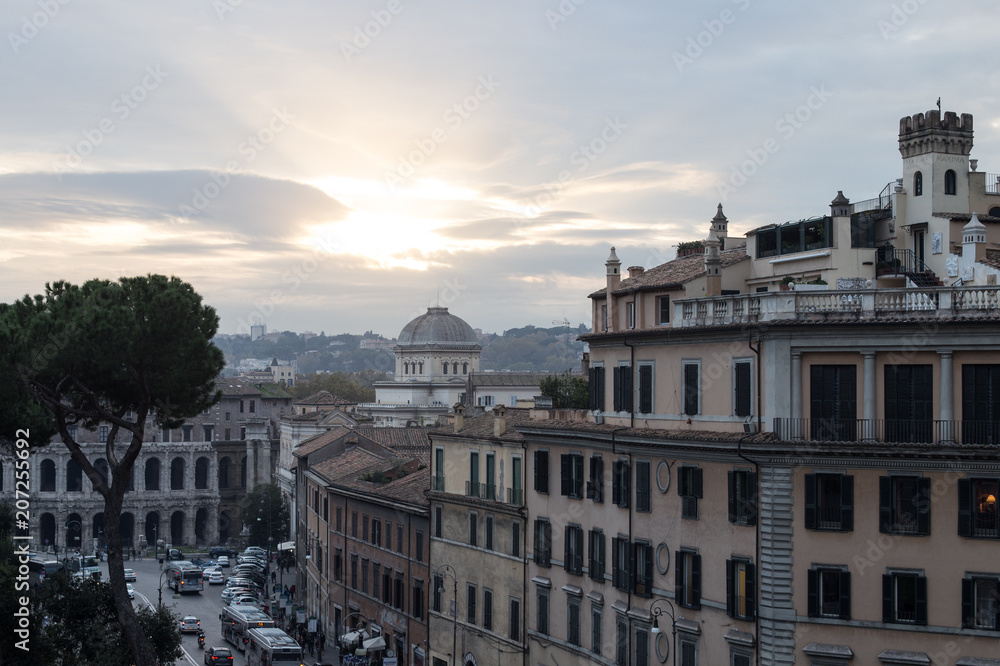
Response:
397,307,479,347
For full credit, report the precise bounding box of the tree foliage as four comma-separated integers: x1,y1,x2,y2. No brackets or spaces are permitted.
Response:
289,370,387,403
0,275,225,665
239,483,291,550
539,373,590,409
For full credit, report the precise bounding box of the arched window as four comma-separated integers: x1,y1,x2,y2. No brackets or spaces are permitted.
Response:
463,363,468,375
989,207,1000,218
914,171,923,196
66,459,82,492
170,457,185,490
195,457,209,490
40,459,56,492
218,457,231,489
453,362,458,374
404,362,409,375
94,458,110,490
145,458,161,491
945,169,956,195
419,362,424,374
443,362,448,374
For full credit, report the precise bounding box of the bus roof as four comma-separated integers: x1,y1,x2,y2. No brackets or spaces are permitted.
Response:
246,627,300,648
167,561,201,569
222,606,273,622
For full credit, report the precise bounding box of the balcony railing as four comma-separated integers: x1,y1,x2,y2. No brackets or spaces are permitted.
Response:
465,481,480,498
431,475,445,492
772,418,1000,445
674,286,1000,328
507,487,524,506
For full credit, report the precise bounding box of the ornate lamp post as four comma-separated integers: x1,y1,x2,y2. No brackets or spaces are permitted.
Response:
650,598,678,666
435,563,459,666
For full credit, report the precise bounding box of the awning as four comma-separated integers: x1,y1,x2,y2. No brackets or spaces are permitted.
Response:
341,629,370,644
278,541,295,551
363,635,386,651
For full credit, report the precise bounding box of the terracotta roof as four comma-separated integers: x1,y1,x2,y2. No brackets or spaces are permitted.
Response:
310,447,430,506
295,390,355,406
589,246,748,298
468,372,549,387
429,407,536,443
352,426,430,455
293,426,354,457
310,447,387,482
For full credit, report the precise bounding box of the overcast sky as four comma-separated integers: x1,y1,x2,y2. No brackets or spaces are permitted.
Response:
3,0,998,338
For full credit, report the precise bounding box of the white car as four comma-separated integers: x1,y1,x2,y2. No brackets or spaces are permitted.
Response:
208,570,225,585
202,566,221,581
217,556,230,568
179,616,201,633
123,569,137,582
127,583,135,599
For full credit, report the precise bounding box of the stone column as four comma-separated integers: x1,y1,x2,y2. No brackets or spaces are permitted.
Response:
939,350,954,442
790,351,802,438
863,350,876,440
184,506,196,547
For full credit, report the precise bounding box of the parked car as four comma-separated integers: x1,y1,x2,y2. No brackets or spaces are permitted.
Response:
209,546,237,559
123,569,136,582
217,555,230,568
221,587,253,603
126,583,135,599
204,646,234,664
208,570,225,585
167,548,183,561
230,595,261,608
179,616,201,633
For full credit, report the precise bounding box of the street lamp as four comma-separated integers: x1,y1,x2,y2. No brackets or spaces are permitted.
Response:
157,568,180,608
435,563,459,666
649,598,677,666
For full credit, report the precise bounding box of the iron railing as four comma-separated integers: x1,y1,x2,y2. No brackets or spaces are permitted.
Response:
772,418,1000,445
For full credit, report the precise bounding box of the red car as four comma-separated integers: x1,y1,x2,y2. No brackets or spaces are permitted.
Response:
204,646,233,664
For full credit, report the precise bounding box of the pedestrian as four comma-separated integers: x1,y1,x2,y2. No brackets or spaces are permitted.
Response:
319,632,326,651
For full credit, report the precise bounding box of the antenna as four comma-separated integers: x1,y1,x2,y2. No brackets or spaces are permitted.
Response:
937,97,941,113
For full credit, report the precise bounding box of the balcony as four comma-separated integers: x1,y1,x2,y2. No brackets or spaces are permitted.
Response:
465,481,480,498
431,475,445,492
773,418,1000,445
507,487,524,505
675,286,1000,328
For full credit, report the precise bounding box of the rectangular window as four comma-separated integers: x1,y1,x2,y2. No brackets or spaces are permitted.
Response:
395,574,404,610
512,523,520,557
182,425,193,442
470,451,480,496
361,559,369,594
350,555,358,590
469,513,478,547
591,604,602,655
726,559,755,620
683,362,700,416
962,364,1000,444
485,453,496,501
564,525,584,575
336,507,342,532
589,529,606,582
675,550,702,609
203,426,213,442
363,515,369,542
810,365,858,441
413,579,424,620
963,575,1000,630
373,564,380,599
397,524,403,553
613,365,633,412
509,598,521,641
534,519,551,567
680,639,698,666
225,411,230,421
537,588,549,636
249,399,255,413
636,460,651,513
534,450,549,494
587,455,604,503
884,364,933,443
485,517,494,551
959,478,1000,538
239,400,244,413
804,473,854,531
633,541,653,597
432,574,443,613
382,568,392,604
808,567,851,620
634,626,649,666
626,301,635,329
734,360,752,417
588,366,606,411
224,428,230,440
879,475,931,535
678,466,703,520
416,531,424,561
372,519,381,546
334,549,342,582
568,597,581,646
616,615,627,666
638,364,653,414
352,511,358,538
882,570,927,625
483,588,493,630
728,470,757,526
658,295,670,325
612,536,630,591
433,448,445,491
512,456,523,504
612,460,630,508
561,453,584,498
434,506,442,538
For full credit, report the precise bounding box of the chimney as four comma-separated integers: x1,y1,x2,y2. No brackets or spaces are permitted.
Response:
493,404,507,438
453,402,465,433
627,266,645,279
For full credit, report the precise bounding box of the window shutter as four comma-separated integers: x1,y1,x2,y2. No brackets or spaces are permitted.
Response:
639,365,653,414
564,527,571,572
594,458,603,502
596,366,605,411
728,471,737,523
629,542,637,591
611,462,621,506
598,533,606,579
747,472,758,526
806,569,818,617
957,479,971,537
735,362,751,417
915,576,928,625
611,537,620,588
576,531,584,573
674,551,684,604
691,554,702,608
622,366,633,413
878,476,892,533
961,578,974,628
693,468,703,498
613,367,622,412
882,574,892,622
840,475,854,531
726,559,735,617
561,455,571,496
917,477,931,535
804,474,817,529
677,467,686,497
746,562,756,619
588,367,599,410
538,451,549,493
838,570,851,620
574,456,584,497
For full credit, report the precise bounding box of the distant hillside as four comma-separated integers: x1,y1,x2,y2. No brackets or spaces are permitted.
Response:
479,324,588,373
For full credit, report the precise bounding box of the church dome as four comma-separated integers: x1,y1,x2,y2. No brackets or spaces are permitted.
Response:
397,307,479,348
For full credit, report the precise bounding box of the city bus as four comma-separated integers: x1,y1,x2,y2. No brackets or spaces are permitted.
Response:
220,605,275,651
68,555,101,580
245,627,303,665
164,560,204,593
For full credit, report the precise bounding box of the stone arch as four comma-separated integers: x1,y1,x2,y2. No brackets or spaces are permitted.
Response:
219,456,231,489
145,457,161,491
40,513,56,550
195,508,208,545
171,511,185,545
94,458,110,489
93,513,104,549
219,510,232,544
40,459,56,492
195,457,209,490
145,511,161,548
66,459,82,492
66,513,83,551
170,457,185,490
120,512,135,550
